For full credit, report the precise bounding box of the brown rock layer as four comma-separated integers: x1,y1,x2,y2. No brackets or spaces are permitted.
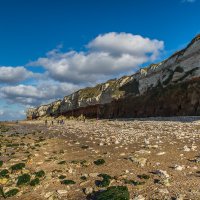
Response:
61,78,200,118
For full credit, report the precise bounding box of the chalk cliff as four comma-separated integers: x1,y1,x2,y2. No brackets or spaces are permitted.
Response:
27,34,200,119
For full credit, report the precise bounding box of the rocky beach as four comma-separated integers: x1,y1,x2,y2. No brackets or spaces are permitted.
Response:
1,117,200,199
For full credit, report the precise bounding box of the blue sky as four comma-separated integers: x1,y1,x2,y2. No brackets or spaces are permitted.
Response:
0,0,199,120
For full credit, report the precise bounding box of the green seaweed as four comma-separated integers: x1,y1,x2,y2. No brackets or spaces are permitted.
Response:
96,173,112,187
94,159,105,166
17,174,31,186
98,174,112,180
137,174,150,179
30,178,40,186
35,170,45,178
5,189,19,197
81,145,89,149
96,178,110,187
60,179,76,185
59,175,66,179
0,169,9,178
0,187,5,198
11,163,25,171
92,186,130,200
124,179,145,186
80,176,87,181
58,160,66,165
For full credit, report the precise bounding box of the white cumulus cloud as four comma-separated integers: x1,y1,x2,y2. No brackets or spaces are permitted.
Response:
29,32,164,84
0,66,34,83
88,32,164,59
0,81,80,106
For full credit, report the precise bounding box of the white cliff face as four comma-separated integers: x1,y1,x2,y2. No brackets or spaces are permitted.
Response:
46,100,62,116
26,108,36,119
27,35,200,119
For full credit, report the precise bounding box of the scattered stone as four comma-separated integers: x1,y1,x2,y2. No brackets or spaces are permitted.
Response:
195,157,200,163
183,145,190,152
159,188,169,194
154,170,170,178
148,145,159,149
89,173,99,178
115,140,120,144
84,187,93,195
80,180,90,186
144,138,150,145
44,192,54,199
136,150,151,154
174,165,184,171
0,178,8,185
133,195,145,200
56,190,68,196
157,152,166,156
129,156,147,167
67,168,73,174
174,194,185,200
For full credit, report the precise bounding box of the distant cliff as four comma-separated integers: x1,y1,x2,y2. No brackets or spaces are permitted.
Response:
27,34,200,119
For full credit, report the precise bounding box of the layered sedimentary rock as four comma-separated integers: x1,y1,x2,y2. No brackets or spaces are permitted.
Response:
27,35,200,119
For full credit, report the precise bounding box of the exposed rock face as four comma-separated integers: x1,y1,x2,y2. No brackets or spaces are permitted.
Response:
27,35,200,120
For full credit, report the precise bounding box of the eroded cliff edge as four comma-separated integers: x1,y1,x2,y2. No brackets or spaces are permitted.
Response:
27,35,200,119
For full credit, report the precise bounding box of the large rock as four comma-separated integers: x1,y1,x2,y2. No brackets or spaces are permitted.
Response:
27,34,200,119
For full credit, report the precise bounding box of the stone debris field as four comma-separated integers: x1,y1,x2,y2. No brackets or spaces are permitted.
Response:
0,117,200,200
